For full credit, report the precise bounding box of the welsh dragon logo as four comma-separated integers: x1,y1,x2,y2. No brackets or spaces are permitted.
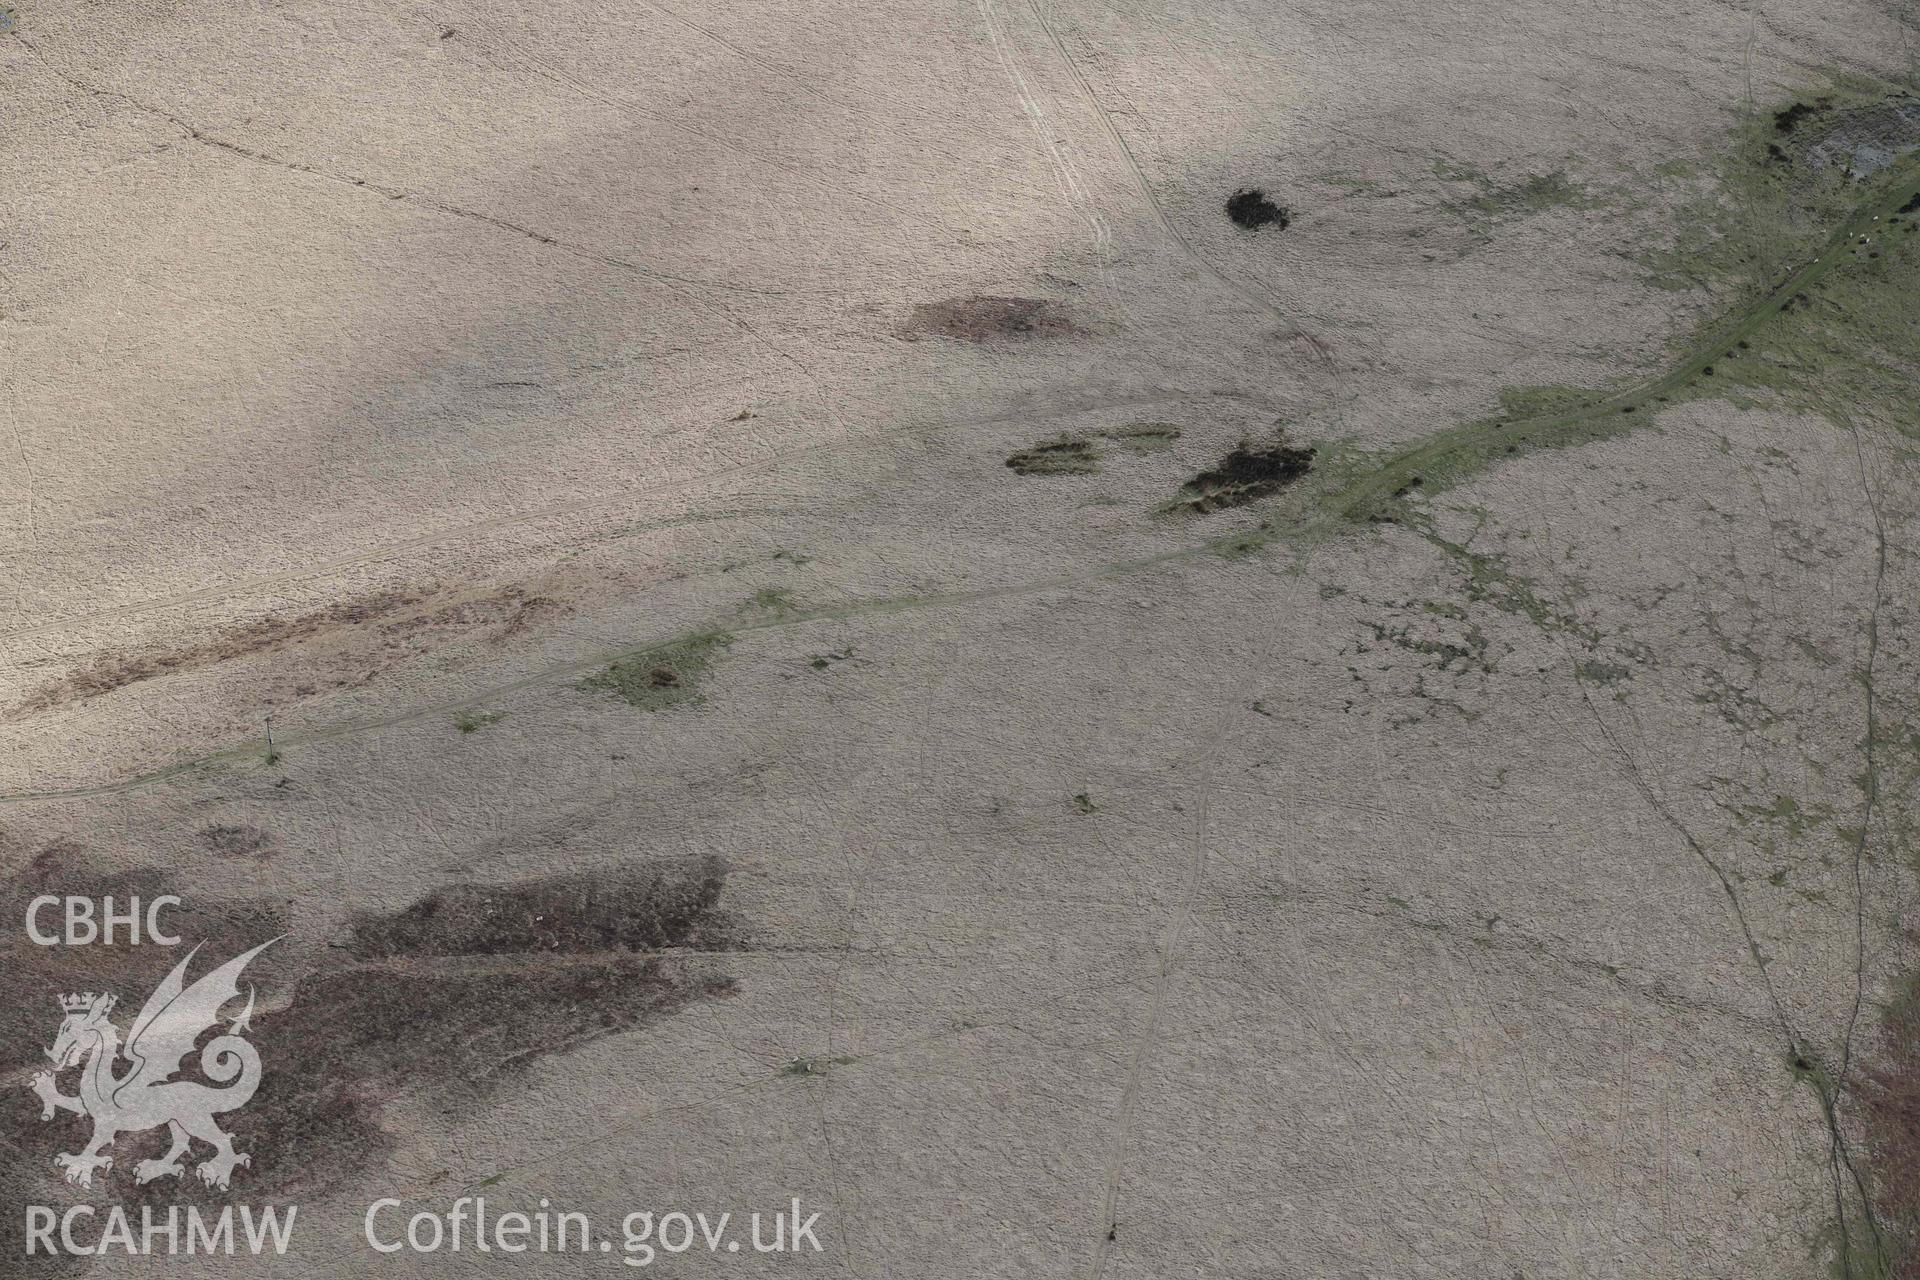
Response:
30,939,280,1191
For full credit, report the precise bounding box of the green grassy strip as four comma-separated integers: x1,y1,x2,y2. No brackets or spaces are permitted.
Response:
1300,158,1920,529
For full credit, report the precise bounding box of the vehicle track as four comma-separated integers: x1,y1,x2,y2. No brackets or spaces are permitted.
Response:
1023,0,1341,379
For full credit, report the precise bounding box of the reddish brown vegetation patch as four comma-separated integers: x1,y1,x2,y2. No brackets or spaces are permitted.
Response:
343,859,735,960
200,823,277,859
246,857,736,1202
901,295,1077,342
1860,978,1920,1275
9,585,569,720
8,590,422,718
380,586,562,642
0,836,737,1251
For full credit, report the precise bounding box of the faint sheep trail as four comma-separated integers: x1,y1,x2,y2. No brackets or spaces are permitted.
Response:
977,0,1115,262
1021,0,1341,380
1085,767,1212,1280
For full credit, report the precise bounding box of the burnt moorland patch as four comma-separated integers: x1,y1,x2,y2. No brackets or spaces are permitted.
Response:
901,295,1078,342
1226,188,1291,230
1172,435,1316,513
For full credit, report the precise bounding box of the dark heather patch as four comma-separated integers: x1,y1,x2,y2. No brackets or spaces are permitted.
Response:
244,858,737,1201
1226,188,1291,230
1773,100,1821,133
0,839,736,1239
1006,423,1183,476
1006,437,1100,476
200,823,276,859
1901,192,1920,215
1172,435,1316,513
900,296,1076,342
